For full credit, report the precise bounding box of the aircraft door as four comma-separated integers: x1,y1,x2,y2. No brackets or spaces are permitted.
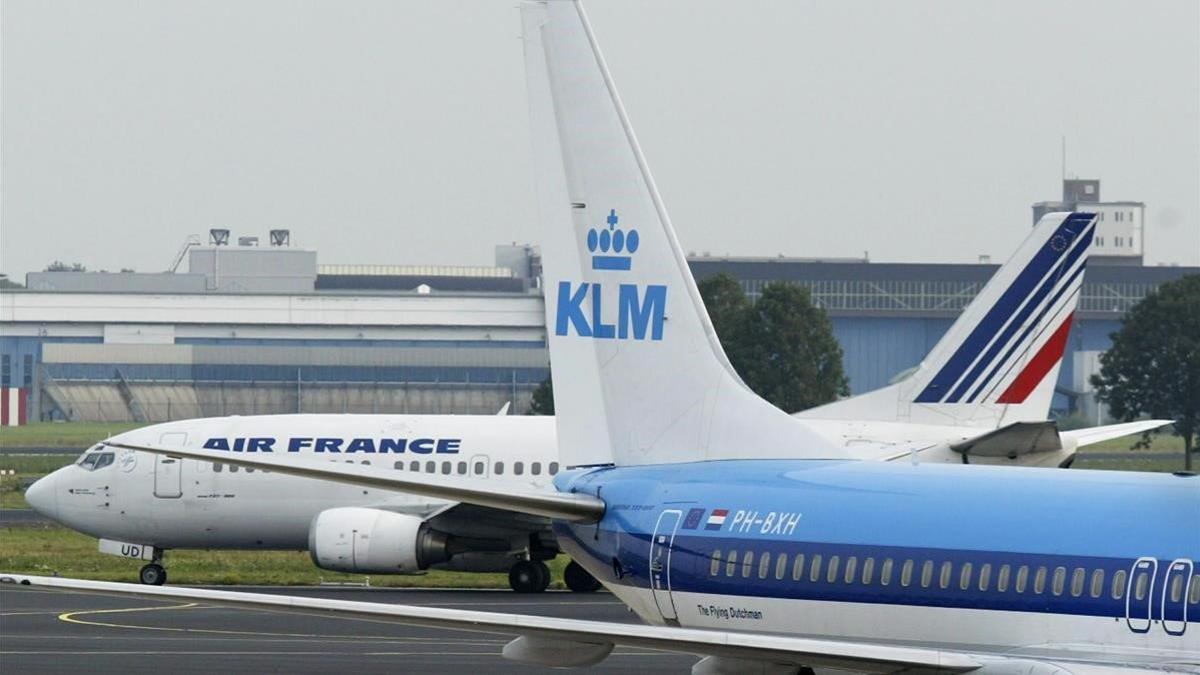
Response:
1125,557,1157,633
1161,559,1192,636
470,454,490,478
649,509,682,623
153,433,185,499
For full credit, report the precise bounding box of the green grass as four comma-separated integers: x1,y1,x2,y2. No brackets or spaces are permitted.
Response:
0,456,78,509
0,422,140,449
0,525,570,588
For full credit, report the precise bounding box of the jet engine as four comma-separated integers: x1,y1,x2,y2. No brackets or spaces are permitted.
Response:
308,507,450,574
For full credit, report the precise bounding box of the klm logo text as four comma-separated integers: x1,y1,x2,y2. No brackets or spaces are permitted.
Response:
555,281,666,341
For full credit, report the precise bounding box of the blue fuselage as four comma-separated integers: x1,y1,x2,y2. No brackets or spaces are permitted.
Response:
554,459,1199,654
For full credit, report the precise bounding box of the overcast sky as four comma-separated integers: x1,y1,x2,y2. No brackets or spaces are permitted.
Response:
3,0,1198,281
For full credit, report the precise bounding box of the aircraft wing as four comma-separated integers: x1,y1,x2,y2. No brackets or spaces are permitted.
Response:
103,440,603,523
1,574,981,672
1061,419,1174,448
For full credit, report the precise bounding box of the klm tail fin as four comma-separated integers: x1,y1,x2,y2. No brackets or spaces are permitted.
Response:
797,212,1096,428
521,0,843,467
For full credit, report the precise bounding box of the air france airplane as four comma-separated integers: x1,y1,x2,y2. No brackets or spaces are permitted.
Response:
9,3,1195,672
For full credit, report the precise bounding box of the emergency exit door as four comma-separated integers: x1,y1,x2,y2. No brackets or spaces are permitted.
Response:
153,433,185,498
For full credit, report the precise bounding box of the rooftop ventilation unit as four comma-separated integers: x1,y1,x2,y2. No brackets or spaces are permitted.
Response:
209,229,230,246
269,229,290,247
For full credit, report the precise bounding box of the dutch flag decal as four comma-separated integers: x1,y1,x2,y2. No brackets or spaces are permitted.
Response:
705,509,729,530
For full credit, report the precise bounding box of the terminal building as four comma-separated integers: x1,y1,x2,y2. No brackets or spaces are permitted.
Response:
3,189,1196,425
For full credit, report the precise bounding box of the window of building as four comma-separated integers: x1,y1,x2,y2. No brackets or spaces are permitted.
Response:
531,462,542,475
901,560,914,587
549,462,560,475
1,355,9,387
710,550,722,576
1070,568,1085,597
1052,567,1066,596
514,462,524,476
1016,566,1029,593
758,552,771,579
495,462,505,475
921,561,934,589
978,563,991,592
22,354,32,387
457,461,468,475
1089,569,1105,598
725,551,738,577
997,564,1010,592
960,562,973,591
809,554,823,583
861,557,875,585
1112,569,1127,600
1034,566,1048,595
775,553,789,580
791,553,806,582
826,556,841,584
880,558,894,586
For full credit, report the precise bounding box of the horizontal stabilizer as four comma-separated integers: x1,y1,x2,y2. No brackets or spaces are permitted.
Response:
949,421,1060,458
0,574,981,672
1062,419,1174,448
104,440,603,523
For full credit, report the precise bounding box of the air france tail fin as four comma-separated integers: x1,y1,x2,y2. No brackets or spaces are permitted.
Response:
797,212,1096,428
521,1,844,467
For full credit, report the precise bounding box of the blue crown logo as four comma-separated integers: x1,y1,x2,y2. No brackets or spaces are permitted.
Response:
587,209,639,271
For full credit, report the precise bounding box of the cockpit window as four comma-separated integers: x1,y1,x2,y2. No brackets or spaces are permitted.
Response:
77,451,115,471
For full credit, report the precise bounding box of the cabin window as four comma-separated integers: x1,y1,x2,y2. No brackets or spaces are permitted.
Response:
531,462,542,475
758,552,771,579
394,461,405,470
440,462,451,475
977,563,991,592
809,554,823,583
93,453,115,469
880,558,894,586
1169,573,1184,603
775,553,788,580
725,550,739,577
213,463,223,472
1089,569,1105,598
937,561,951,589
861,557,875,585
360,460,370,466
1134,571,1149,601
791,553,806,582
410,460,421,472
495,462,505,475
1051,567,1066,596
844,556,858,584
996,564,1010,592
1015,566,1029,593
742,551,755,578
246,466,255,473
230,464,240,473
78,453,100,470
1070,568,1085,597
960,562,973,591
1189,575,1200,604
514,462,524,476
457,461,467,475
900,560,914,587
826,556,840,583
1111,570,1127,600
1034,566,1048,595
710,550,722,577
921,560,934,589
426,461,436,473
549,462,560,475
474,461,485,475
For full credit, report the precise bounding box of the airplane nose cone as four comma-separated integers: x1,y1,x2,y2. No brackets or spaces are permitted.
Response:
24,471,59,520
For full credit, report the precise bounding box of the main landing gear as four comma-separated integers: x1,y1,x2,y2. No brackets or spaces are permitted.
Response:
139,549,167,585
509,560,551,593
563,560,602,593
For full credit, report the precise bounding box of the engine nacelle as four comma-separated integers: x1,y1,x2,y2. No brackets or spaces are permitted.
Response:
308,507,450,574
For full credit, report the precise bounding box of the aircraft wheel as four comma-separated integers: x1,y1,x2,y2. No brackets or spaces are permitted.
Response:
564,560,601,593
139,563,167,586
509,560,550,593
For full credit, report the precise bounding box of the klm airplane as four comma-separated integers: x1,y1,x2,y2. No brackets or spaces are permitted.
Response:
6,2,1195,673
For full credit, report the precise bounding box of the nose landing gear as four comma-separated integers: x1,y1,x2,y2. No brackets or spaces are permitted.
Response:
138,549,167,585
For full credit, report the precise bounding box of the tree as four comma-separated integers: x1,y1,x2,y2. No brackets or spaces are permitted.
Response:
529,377,554,415
698,274,849,412
45,261,87,272
1091,274,1200,471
